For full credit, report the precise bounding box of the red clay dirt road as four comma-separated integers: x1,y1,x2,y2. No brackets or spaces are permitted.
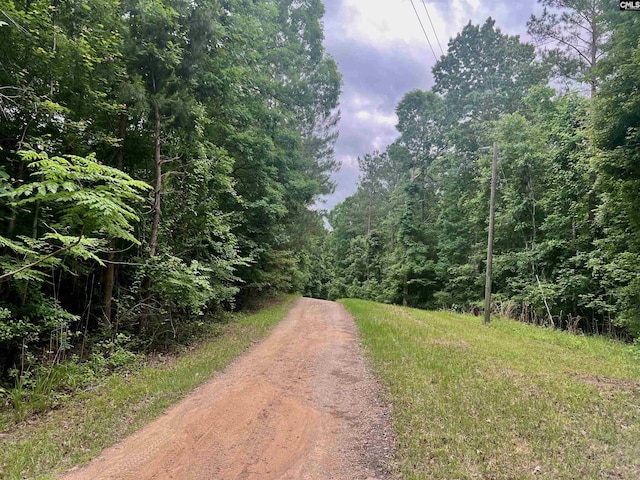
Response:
61,298,395,480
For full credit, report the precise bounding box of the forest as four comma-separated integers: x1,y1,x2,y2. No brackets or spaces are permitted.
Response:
306,2,640,342
0,0,339,394
1,0,640,404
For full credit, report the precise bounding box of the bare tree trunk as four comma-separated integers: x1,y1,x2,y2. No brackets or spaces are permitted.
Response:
149,105,162,258
483,143,498,325
588,14,598,221
31,200,40,239
50,0,58,96
7,168,21,235
8,211,17,235
140,105,162,332
536,274,554,327
529,174,536,244
367,190,373,237
588,171,597,224
366,190,373,281
102,113,127,327
102,253,115,327
590,13,598,99
402,272,408,307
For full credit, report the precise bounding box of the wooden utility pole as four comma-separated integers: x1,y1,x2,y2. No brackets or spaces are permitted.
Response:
484,142,498,325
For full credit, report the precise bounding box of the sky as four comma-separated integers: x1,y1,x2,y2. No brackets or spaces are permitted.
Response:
317,0,542,211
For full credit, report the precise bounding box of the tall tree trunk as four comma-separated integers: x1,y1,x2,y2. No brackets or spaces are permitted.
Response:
367,189,373,236
587,14,598,222
402,271,408,307
588,171,597,224
31,201,40,239
483,143,498,325
366,190,373,281
149,104,162,258
590,14,598,99
102,249,116,327
140,105,162,332
7,168,21,236
50,0,57,96
8,211,17,236
102,113,127,326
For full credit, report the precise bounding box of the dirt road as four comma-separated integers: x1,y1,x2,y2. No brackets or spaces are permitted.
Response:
61,298,394,480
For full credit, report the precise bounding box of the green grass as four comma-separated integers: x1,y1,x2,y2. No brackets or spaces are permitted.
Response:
0,295,298,480
342,299,640,480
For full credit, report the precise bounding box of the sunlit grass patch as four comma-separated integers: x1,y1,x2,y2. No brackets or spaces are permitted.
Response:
343,299,640,480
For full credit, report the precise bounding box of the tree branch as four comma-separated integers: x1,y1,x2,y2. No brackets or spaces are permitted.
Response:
545,31,592,65
0,231,84,282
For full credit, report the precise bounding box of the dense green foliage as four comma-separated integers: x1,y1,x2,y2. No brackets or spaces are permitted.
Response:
0,295,298,479
343,299,640,479
2,0,640,421
0,0,339,391
312,10,640,339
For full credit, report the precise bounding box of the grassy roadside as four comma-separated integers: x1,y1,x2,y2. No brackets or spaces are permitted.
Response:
342,299,640,480
0,294,299,480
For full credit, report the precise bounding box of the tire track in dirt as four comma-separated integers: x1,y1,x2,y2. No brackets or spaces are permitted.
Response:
60,298,395,480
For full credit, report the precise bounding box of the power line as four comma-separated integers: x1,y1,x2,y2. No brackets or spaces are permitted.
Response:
408,0,438,63
420,0,445,55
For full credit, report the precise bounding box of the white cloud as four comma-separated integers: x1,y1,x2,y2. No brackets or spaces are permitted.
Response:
342,93,399,154
350,97,397,128
466,0,481,10
338,0,422,47
371,134,390,151
340,154,360,169
334,0,445,62
333,0,503,61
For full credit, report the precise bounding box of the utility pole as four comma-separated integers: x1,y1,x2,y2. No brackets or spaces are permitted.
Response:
484,142,498,325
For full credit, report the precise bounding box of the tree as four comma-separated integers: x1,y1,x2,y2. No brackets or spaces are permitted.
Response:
394,90,445,185
205,0,341,299
528,0,609,96
589,12,640,335
1,151,149,281
0,0,341,384
433,18,544,124
0,150,148,373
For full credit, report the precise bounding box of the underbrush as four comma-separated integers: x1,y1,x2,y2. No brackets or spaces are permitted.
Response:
1,333,143,430
0,294,298,479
